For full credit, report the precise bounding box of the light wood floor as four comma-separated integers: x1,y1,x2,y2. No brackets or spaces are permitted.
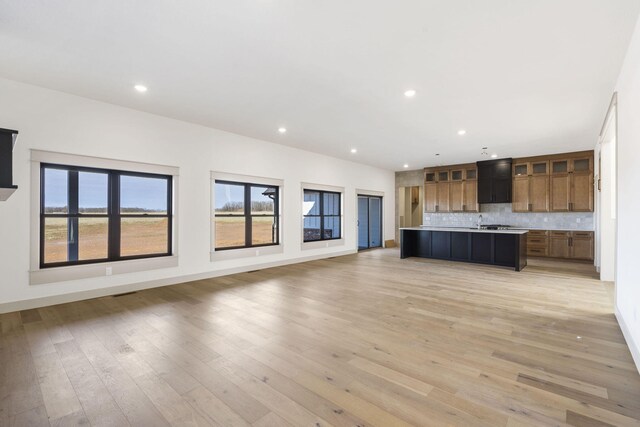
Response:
2,250,640,426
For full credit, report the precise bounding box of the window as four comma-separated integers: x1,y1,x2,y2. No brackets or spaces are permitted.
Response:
303,190,341,242
40,164,172,268
214,180,279,250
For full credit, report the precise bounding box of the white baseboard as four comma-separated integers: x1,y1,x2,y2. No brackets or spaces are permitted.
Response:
615,305,640,375
0,249,357,314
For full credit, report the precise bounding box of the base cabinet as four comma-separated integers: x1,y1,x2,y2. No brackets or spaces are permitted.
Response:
528,230,593,261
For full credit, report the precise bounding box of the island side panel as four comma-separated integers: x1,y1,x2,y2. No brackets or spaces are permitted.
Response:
517,232,528,271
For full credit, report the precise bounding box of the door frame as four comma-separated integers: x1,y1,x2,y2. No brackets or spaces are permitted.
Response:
596,92,618,289
355,189,385,251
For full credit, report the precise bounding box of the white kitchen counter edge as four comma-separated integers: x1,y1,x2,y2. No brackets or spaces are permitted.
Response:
399,227,529,235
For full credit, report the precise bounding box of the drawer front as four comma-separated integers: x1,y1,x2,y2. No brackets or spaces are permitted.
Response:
550,231,571,237
527,230,548,237
527,237,548,246
572,231,593,239
528,247,549,256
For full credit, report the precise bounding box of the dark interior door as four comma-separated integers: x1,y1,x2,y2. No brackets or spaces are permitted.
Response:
358,195,382,250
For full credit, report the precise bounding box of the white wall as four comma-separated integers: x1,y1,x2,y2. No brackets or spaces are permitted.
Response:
615,16,640,373
0,77,395,311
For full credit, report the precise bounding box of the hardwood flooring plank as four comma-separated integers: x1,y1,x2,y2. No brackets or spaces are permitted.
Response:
54,340,130,426
566,410,616,427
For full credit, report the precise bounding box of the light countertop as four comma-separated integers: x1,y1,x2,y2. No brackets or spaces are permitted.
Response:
400,226,529,235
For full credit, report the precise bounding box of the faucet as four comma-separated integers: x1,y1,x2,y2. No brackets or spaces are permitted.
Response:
476,214,483,229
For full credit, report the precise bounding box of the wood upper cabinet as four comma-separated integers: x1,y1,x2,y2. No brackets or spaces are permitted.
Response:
512,177,530,212
424,164,478,213
550,173,571,212
550,155,593,212
570,156,594,212
449,168,464,212
450,182,464,212
512,160,549,212
530,175,549,211
436,170,450,212
424,182,437,212
513,151,593,213
463,167,478,212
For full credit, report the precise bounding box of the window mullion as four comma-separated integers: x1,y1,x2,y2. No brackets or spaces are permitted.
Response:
109,172,121,260
319,191,325,240
68,170,79,262
245,184,252,247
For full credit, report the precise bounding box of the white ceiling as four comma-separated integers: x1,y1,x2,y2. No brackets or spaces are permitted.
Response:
1,1,638,171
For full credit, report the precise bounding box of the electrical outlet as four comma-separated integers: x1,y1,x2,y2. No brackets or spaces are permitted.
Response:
326,242,329,248
576,218,581,223
256,250,260,256
544,217,548,222
106,266,112,276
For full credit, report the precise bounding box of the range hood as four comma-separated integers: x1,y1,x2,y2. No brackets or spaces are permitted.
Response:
0,128,19,201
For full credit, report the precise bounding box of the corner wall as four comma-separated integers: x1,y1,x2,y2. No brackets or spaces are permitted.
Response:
614,15,640,373
0,78,395,312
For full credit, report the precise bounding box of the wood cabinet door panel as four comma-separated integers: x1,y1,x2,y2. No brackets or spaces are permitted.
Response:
463,181,478,212
530,175,549,212
512,178,530,212
571,172,593,212
549,237,570,258
571,238,594,260
424,183,437,213
550,174,570,212
436,182,450,212
450,182,464,212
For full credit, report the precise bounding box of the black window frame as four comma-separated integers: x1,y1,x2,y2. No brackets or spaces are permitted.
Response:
303,189,342,242
40,163,173,269
214,180,280,251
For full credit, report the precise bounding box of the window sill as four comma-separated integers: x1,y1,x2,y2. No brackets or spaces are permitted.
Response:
301,239,345,250
210,244,283,262
29,255,179,285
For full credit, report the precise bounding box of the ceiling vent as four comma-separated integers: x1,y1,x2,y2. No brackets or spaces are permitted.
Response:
0,128,19,201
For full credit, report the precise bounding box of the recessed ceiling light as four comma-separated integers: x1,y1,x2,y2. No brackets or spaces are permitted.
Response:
134,84,148,93
403,164,409,168
350,148,357,154
278,127,287,134
491,154,498,158
435,153,440,156
404,89,416,98
458,129,466,136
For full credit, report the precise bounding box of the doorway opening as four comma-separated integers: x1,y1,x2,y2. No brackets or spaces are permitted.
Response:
398,186,423,228
358,195,382,250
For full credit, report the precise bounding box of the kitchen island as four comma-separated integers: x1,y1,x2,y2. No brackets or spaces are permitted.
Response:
400,226,528,271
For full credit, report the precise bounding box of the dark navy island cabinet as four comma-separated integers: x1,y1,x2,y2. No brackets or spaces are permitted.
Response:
400,228,527,271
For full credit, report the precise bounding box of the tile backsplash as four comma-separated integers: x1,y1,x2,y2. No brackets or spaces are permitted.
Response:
423,203,594,231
